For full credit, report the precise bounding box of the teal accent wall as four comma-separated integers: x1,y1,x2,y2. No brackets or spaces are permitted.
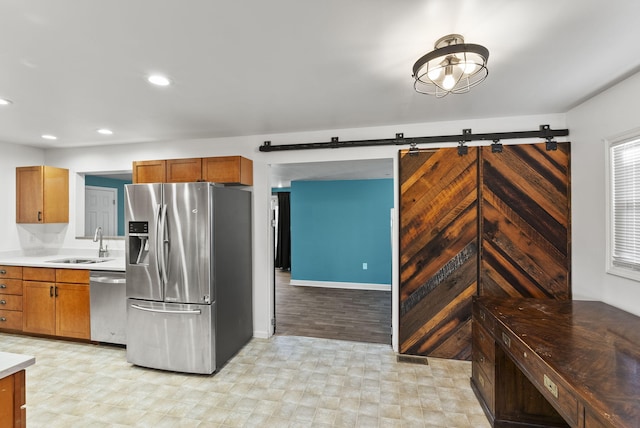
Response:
85,175,131,236
290,179,393,285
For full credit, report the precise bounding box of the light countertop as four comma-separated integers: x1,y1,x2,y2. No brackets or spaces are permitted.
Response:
0,254,125,272
0,351,35,379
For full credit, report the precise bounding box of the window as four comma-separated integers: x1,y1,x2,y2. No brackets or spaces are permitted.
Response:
609,135,640,280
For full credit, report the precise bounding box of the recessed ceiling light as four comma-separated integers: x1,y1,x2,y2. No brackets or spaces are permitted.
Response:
97,128,113,135
41,134,57,140
0,98,13,105
147,74,171,86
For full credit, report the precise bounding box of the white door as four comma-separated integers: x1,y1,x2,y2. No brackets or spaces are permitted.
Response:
85,186,117,236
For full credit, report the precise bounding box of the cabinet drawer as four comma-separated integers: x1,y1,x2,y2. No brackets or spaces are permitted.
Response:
498,327,579,426
0,309,23,331
56,269,89,284
0,294,22,311
473,322,495,380
0,266,22,279
23,267,56,282
0,279,23,295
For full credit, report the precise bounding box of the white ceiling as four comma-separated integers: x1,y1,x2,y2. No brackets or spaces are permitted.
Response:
1,0,640,151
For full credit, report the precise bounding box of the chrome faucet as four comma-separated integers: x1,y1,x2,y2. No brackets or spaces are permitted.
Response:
93,226,109,258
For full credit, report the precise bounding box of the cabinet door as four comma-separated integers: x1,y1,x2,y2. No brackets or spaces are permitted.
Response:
133,160,166,183
42,166,69,223
22,281,56,335
55,283,90,339
16,166,68,224
202,156,253,185
16,166,43,223
0,374,15,428
166,158,203,182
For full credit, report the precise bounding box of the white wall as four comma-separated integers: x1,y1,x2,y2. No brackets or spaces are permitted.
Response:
0,142,45,252
41,113,565,344
568,71,640,316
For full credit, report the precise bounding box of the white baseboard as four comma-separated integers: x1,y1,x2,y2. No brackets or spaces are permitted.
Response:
290,279,391,291
253,330,270,339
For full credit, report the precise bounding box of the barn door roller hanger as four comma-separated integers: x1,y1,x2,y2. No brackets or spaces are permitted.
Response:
259,124,568,153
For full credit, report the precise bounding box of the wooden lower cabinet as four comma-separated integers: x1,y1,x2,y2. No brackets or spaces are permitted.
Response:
22,268,90,340
0,370,26,428
55,282,90,339
22,281,56,336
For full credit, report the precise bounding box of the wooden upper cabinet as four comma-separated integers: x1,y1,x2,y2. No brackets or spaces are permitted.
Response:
166,158,203,183
16,166,69,224
202,156,253,185
132,160,166,184
133,156,253,185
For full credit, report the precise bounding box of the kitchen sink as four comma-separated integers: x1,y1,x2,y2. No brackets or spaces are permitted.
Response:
46,258,112,264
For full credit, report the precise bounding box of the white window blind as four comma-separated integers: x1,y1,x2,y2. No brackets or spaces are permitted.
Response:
611,138,640,271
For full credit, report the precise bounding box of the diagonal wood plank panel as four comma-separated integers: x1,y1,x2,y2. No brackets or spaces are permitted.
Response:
399,148,478,359
480,142,571,300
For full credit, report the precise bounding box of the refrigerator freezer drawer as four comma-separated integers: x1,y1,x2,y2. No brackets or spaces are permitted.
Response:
126,299,215,374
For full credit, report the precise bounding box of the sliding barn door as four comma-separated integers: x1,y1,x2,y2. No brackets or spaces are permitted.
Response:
480,142,571,299
399,148,478,359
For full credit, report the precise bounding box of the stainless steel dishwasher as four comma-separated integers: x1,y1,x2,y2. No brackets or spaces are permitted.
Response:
90,271,126,345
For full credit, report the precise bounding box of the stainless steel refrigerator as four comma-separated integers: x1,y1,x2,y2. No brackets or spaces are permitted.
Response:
124,182,252,374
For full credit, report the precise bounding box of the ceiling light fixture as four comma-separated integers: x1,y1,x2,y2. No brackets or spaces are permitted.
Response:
412,34,489,98
147,74,171,86
41,134,57,140
97,128,113,135
0,98,13,105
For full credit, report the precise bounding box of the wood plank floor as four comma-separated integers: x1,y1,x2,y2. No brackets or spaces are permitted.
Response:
274,270,392,344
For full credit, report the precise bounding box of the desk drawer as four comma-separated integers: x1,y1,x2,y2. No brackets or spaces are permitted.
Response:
473,302,495,334
0,294,22,311
498,327,579,427
471,363,495,414
0,309,23,331
473,322,495,380
0,279,23,295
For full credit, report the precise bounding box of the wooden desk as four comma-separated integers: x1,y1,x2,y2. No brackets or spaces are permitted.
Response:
472,296,640,428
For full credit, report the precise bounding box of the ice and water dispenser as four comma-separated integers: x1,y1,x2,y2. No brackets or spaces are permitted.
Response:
128,221,149,265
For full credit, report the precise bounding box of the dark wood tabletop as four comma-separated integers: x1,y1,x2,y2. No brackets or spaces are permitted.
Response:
477,296,640,427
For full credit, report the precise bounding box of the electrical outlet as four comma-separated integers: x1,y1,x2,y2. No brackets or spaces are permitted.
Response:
362,262,368,270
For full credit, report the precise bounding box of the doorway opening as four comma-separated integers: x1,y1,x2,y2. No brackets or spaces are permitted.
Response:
270,159,393,345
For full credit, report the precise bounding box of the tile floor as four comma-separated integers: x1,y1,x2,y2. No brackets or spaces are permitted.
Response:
0,332,491,427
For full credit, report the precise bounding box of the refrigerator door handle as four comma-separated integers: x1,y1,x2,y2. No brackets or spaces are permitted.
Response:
155,203,163,282
159,203,168,285
130,304,202,315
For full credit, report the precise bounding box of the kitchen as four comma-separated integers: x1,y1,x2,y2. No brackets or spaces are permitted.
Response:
2,1,640,427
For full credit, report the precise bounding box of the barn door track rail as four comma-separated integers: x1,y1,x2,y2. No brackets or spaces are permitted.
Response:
258,124,569,152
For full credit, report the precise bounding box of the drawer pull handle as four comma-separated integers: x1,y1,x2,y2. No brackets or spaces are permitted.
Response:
0,299,5,305
479,356,485,363
502,332,511,348
0,317,5,322
479,311,485,321
0,284,5,288
0,269,5,275
544,374,558,398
